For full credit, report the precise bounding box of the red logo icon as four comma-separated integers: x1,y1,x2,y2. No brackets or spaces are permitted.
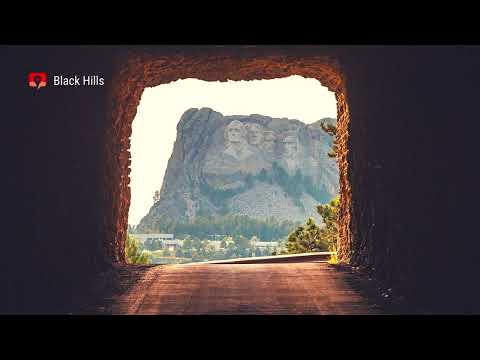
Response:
28,72,47,89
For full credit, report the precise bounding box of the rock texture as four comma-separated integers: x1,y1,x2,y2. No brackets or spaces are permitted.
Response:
136,108,338,232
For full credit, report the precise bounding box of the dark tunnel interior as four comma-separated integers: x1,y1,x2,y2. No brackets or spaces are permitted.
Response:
3,45,480,314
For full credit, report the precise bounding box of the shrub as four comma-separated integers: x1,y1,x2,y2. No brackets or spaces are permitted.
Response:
125,233,151,264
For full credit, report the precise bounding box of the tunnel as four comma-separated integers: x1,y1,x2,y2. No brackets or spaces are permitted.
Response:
3,45,480,314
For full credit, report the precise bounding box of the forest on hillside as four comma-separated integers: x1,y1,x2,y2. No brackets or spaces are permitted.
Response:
132,213,300,242
199,161,333,211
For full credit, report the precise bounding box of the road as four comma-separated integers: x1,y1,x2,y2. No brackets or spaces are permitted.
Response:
109,261,382,315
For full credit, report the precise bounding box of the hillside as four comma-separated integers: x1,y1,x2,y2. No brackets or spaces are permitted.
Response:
136,108,339,233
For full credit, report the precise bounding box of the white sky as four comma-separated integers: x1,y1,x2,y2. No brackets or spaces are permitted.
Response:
128,75,337,225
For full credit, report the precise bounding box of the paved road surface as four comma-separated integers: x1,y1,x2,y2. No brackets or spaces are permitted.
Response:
110,262,382,315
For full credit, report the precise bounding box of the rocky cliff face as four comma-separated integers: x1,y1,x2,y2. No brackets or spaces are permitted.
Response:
136,108,339,232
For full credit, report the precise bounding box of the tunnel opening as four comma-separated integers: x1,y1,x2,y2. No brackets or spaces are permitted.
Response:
105,53,352,267
126,76,340,264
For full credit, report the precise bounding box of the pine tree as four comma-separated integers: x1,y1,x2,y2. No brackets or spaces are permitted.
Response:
153,190,161,204
258,168,268,182
320,121,338,159
316,195,340,254
286,218,329,254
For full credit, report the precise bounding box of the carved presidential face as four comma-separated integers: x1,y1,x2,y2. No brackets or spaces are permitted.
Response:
262,131,276,153
245,123,265,146
283,134,298,158
225,120,247,145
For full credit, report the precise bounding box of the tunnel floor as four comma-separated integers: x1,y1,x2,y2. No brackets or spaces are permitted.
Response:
84,262,387,315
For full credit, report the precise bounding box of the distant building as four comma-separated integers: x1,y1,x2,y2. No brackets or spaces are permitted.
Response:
132,234,278,253
208,234,226,241
133,233,174,243
132,234,178,251
255,241,278,249
163,239,181,252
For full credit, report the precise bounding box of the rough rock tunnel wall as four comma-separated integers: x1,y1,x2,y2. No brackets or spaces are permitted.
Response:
3,45,480,313
107,48,346,265
340,46,480,312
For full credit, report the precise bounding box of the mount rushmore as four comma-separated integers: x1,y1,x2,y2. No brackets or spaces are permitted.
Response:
136,108,339,233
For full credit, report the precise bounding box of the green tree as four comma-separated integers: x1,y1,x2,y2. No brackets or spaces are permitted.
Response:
245,174,254,189
316,195,340,255
320,120,338,159
181,238,193,258
183,238,193,250
163,247,172,257
143,238,162,251
235,235,250,252
153,190,161,204
152,213,297,242
176,247,185,258
286,218,328,254
202,242,217,258
125,234,151,264
249,236,259,256
258,168,268,182
285,196,340,260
